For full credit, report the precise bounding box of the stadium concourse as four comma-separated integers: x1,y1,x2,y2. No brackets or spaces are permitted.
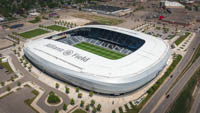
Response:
24,25,170,95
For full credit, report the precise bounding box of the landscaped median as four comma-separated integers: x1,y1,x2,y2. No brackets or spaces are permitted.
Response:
19,29,49,39
124,54,182,113
175,32,191,46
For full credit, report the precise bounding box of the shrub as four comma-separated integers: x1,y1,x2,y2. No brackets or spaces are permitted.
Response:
47,91,60,104
70,98,75,105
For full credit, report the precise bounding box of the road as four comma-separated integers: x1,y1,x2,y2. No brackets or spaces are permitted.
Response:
140,32,200,113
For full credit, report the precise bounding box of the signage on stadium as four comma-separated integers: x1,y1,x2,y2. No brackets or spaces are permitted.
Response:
45,43,90,62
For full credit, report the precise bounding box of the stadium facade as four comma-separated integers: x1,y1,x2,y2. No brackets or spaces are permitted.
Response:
24,25,170,95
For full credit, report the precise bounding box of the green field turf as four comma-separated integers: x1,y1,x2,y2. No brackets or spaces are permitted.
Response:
46,25,67,31
19,29,49,39
74,42,126,60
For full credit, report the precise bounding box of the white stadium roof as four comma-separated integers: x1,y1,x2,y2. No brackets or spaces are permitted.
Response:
25,25,169,79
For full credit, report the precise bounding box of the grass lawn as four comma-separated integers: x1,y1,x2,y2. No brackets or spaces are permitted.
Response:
19,29,49,39
156,27,160,30
74,42,126,60
28,19,40,24
72,14,124,25
72,109,87,113
46,25,67,31
0,58,13,74
175,32,190,46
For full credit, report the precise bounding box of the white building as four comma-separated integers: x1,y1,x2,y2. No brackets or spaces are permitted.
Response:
162,1,185,8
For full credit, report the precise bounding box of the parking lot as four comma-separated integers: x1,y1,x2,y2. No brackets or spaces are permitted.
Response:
0,87,36,113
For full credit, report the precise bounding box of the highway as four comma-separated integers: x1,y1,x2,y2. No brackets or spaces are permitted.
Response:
140,32,200,113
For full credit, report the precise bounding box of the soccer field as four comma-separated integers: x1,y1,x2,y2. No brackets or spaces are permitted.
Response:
74,42,126,60
46,25,67,31
19,29,49,39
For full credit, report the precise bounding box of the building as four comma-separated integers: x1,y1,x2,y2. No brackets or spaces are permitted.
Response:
160,9,195,26
24,25,170,95
0,17,5,22
160,1,185,8
82,5,131,16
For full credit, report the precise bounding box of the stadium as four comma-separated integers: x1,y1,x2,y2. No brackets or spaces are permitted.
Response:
24,25,170,95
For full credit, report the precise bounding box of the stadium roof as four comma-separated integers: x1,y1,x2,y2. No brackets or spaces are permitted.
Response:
25,25,169,80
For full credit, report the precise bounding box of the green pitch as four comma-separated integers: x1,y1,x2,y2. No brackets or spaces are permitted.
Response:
74,42,126,60
47,25,67,31
19,29,49,39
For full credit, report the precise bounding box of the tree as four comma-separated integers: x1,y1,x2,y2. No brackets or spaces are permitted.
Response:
78,93,82,98
112,110,116,113
18,47,21,51
90,99,95,106
24,62,27,67
13,49,17,54
10,76,14,81
65,87,70,94
1,82,5,86
80,100,84,107
56,83,59,88
89,91,94,97
97,104,101,111
76,87,80,93
17,82,21,86
55,109,59,113
85,104,90,111
63,103,67,111
70,98,75,105
7,86,11,91
35,16,41,22
92,107,97,113
20,58,23,63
